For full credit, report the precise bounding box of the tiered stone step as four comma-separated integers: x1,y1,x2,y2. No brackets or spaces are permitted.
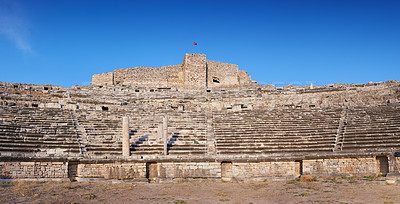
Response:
342,104,400,151
0,106,81,156
128,111,207,156
213,108,342,155
75,110,123,155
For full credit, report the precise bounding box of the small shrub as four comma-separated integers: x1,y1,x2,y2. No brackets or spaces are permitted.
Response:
300,175,315,182
15,91,20,95
219,199,230,202
363,175,376,181
174,200,186,204
83,193,96,200
330,178,342,184
299,193,310,197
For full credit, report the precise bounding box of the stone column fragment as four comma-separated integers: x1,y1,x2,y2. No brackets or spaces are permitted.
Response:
158,123,163,143
122,117,130,156
163,115,168,155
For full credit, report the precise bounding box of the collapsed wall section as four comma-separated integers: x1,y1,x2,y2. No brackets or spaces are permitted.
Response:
238,70,254,85
91,72,114,86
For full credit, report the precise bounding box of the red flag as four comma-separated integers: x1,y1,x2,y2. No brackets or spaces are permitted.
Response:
193,42,197,45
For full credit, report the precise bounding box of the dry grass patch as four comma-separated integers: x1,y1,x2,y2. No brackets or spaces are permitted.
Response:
300,175,315,182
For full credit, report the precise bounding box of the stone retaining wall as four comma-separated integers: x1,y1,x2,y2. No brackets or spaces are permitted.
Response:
158,162,221,178
232,161,296,179
77,163,146,179
0,161,68,179
302,158,377,176
0,157,390,181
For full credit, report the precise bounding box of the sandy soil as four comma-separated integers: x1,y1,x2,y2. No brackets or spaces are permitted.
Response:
0,176,399,204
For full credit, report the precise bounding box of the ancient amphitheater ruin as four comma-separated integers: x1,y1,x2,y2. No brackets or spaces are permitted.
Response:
1,53,400,182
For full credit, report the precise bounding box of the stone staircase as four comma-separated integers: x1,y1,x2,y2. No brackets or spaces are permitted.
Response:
334,107,348,151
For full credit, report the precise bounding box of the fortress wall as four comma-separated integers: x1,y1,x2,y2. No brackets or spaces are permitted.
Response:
0,161,68,179
90,53,259,90
113,65,182,88
183,53,207,90
302,158,377,176
207,61,239,88
238,70,254,85
91,72,114,86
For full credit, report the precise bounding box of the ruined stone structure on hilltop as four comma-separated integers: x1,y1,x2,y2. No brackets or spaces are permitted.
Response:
1,54,400,183
91,53,256,90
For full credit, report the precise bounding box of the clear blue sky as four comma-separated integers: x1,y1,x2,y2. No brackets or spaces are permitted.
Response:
0,0,399,87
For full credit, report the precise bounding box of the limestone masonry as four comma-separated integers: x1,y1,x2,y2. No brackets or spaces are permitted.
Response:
1,53,400,183
91,54,256,90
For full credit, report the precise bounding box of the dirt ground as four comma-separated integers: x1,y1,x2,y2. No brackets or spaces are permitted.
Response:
0,176,399,204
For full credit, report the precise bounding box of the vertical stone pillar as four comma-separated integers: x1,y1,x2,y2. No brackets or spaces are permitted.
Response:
163,115,168,155
122,117,130,156
158,123,163,143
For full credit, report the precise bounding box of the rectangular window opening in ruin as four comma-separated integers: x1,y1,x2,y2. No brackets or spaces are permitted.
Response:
32,104,38,108
43,87,49,90
101,106,109,111
221,161,233,179
295,160,303,178
376,156,389,175
135,89,140,92
146,162,158,179
213,77,220,83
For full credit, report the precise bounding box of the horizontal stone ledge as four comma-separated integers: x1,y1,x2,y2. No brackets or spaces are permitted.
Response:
2,151,395,163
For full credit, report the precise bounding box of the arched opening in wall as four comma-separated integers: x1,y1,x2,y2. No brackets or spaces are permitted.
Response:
221,161,232,181
376,156,389,175
43,87,49,90
295,160,303,178
212,77,220,84
150,89,154,92
146,162,158,180
135,89,140,92
32,104,38,108
101,106,109,111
